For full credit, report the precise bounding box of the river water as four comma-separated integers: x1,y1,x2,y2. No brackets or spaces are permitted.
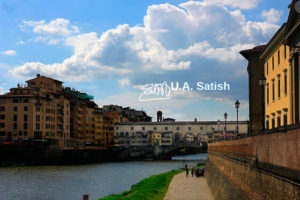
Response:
0,153,207,200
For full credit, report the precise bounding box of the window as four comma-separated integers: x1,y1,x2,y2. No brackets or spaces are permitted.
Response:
188,127,191,131
278,50,280,65
13,115,17,121
23,99,29,103
0,106,5,111
165,127,168,130
272,79,275,102
267,84,269,104
14,106,17,111
131,127,134,130
24,114,28,121
24,131,27,136
116,127,119,130
284,45,287,59
36,107,40,112
13,123,17,129
266,120,269,130
284,70,287,96
283,111,288,126
0,123,5,128
278,75,281,99
272,56,274,70
19,131,22,136
177,127,180,131
277,114,281,127
36,123,40,130
200,127,203,130
272,117,275,129
266,62,269,75
24,106,28,111
0,115,5,120
24,123,28,129
36,115,40,122
142,127,145,131
154,127,157,131
0,131,5,136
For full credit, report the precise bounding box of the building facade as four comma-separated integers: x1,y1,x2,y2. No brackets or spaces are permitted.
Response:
113,121,249,147
259,0,300,129
0,74,73,149
240,45,266,133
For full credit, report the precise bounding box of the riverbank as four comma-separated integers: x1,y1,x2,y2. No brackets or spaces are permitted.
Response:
99,170,182,200
99,162,208,200
164,172,214,200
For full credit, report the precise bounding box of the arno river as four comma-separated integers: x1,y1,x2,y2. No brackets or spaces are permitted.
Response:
0,154,207,200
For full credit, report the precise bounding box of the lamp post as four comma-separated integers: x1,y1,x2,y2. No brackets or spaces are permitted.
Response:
259,75,266,131
224,112,227,138
235,100,240,136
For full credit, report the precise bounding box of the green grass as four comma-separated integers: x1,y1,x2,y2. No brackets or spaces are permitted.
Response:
99,170,182,200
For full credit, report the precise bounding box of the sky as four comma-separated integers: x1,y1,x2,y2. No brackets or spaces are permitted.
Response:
0,0,292,121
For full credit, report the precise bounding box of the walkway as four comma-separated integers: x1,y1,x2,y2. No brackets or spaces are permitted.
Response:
164,172,215,200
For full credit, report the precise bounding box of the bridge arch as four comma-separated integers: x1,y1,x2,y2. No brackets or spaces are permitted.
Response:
184,132,196,142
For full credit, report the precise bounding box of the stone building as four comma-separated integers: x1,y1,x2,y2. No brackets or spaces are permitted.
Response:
113,121,249,147
0,74,73,149
240,45,266,133
258,0,300,129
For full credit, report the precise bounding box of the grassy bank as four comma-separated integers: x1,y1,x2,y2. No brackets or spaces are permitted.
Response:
99,170,182,200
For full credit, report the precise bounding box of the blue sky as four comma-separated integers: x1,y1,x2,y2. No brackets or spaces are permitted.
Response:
0,0,292,121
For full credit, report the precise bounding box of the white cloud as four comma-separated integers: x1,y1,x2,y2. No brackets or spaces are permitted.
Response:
2,50,16,56
202,0,258,9
261,8,283,23
17,41,25,45
20,18,79,36
119,78,130,87
11,1,279,99
32,36,60,45
0,87,7,95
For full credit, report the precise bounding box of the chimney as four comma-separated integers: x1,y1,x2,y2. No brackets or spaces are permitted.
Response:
37,74,40,77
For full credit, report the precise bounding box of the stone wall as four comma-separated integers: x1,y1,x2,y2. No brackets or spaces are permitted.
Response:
209,127,300,181
205,153,300,200
206,127,300,200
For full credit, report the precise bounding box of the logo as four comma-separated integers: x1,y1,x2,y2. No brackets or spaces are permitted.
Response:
139,82,171,102
138,81,230,101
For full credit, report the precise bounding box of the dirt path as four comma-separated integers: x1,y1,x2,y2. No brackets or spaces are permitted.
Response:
164,172,215,200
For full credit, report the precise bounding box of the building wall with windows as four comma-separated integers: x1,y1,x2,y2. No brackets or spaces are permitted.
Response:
0,75,73,149
114,121,249,147
260,24,292,129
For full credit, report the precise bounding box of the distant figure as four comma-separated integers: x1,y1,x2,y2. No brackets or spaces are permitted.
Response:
185,164,188,169
186,167,189,177
191,168,194,177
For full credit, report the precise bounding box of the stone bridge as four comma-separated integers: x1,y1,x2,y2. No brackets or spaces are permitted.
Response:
111,142,207,160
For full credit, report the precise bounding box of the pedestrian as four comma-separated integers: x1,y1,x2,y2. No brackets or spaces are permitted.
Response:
191,168,194,177
186,167,189,177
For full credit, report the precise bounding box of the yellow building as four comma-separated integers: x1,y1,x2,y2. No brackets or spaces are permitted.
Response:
260,0,300,129
152,133,161,146
260,24,291,129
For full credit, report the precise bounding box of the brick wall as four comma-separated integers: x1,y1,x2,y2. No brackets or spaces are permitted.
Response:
209,128,300,173
206,128,300,199
205,153,300,200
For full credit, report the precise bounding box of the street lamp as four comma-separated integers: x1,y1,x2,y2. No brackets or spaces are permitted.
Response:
235,100,240,136
259,75,266,131
224,112,227,138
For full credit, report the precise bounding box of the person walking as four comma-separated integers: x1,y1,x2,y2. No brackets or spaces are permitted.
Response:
186,167,189,177
191,168,194,177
